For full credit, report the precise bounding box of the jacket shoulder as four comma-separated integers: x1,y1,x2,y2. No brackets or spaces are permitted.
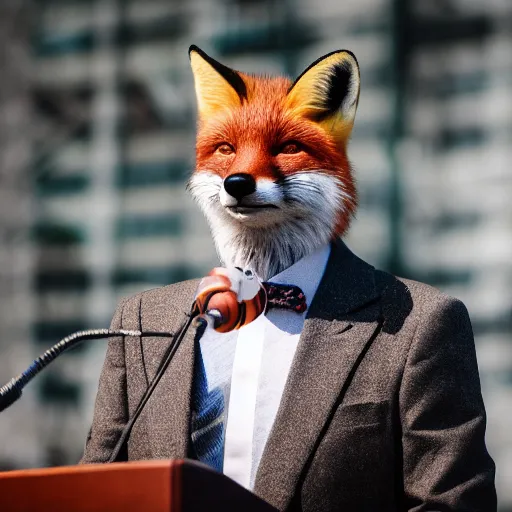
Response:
399,274,467,312
117,278,201,320
376,267,470,319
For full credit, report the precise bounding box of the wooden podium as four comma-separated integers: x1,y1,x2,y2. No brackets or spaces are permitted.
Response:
0,459,278,512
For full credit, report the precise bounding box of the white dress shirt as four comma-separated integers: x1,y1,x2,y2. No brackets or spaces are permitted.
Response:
196,244,331,489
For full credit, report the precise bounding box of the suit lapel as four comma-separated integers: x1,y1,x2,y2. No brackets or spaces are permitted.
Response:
139,279,200,459
253,240,383,510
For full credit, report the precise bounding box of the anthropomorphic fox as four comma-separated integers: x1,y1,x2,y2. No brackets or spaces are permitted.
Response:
82,46,496,511
187,45,360,280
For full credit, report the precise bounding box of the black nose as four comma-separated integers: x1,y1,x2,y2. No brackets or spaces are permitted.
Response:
223,173,256,201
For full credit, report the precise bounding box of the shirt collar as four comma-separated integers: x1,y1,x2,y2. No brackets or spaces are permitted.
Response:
268,244,331,310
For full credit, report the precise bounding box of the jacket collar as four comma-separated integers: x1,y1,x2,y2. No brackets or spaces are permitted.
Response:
310,237,380,319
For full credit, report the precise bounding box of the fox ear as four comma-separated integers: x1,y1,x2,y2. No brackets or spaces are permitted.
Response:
286,50,360,141
189,45,247,119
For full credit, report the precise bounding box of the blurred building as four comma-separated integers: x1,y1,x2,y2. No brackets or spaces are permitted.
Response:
0,0,510,507
0,0,40,469
400,1,512,504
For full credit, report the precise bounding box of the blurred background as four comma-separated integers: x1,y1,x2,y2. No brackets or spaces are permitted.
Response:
0,0,511,507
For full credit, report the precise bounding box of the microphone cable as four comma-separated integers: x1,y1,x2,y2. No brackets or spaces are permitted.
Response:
0,329,162,413
0,304,202,434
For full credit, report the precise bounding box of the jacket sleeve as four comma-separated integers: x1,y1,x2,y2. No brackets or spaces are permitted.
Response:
80,298,129,463
400,295,497,511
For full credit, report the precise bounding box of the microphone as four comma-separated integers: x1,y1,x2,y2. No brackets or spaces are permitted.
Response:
0,329,176,414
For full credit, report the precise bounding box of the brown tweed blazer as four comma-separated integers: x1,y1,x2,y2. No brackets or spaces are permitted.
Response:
81,239,496,511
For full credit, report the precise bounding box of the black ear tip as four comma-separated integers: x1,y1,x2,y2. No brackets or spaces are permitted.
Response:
187,44,248,101
341,50,358,66
288,49,359,94
329,50,359,71
345,50,359,69
189,44,200,56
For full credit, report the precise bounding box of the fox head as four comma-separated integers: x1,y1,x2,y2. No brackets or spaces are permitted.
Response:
187,45,360,280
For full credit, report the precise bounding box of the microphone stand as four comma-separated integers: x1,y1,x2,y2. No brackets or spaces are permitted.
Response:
0,304,204,462
0,329,176,413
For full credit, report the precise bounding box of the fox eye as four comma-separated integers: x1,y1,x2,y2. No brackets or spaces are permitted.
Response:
216,143,235,156
279,142,302,155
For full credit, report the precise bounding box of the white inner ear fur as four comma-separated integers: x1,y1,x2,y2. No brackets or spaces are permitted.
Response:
329,63,359,122
340,66,359,122
307,58,359,124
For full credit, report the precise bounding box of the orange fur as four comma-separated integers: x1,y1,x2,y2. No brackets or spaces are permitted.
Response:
190,48,359,239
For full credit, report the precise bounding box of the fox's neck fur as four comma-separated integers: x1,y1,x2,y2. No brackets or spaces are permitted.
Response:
214,217,331,280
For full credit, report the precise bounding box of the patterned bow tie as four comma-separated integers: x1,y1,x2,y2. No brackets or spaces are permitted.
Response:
263,282,307,314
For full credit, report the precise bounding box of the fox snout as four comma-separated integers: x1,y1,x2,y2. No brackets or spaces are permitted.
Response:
223,173,256,201
219,174,282,214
